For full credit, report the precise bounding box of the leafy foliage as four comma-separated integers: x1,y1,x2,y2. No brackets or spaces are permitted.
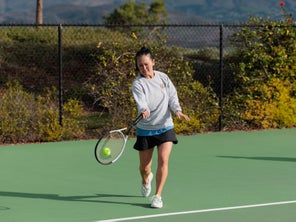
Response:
85,33,219,133
174,81,219,133
103,0,167,40
227,2,296,129
243,78,296,128
0,82,85,143
103,0,167,25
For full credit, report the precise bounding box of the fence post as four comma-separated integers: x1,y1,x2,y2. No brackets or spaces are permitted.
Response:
58,24,63,126
219,24,224,131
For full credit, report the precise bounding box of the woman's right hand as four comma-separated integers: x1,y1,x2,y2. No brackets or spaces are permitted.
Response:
141,110,150,119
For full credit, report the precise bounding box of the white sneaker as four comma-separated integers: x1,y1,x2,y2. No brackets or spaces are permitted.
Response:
141,172,153,197
151,195,163,208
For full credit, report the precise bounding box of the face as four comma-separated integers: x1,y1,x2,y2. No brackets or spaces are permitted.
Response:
136,55,155,79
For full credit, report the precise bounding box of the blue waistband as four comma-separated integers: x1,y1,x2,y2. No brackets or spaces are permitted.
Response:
136,126,174,136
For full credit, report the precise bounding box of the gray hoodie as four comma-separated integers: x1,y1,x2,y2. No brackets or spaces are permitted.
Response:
132,70,182,131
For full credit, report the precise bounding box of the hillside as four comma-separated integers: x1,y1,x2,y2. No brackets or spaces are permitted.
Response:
0,0,295,24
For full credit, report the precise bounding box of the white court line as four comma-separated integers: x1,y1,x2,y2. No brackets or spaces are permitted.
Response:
95,200,296,222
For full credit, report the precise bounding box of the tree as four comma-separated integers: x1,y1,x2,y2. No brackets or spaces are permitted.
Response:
104,0,167,25
36,0,43,25
103,0,167,39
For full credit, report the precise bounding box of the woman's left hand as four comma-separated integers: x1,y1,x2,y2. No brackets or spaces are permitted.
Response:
176,111,190,121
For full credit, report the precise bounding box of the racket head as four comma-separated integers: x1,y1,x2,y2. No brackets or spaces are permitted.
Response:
94,130,127,165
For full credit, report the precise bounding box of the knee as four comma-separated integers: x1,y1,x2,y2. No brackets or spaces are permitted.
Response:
158,157,169,167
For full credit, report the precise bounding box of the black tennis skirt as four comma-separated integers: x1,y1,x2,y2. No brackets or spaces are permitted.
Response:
133,129,178,151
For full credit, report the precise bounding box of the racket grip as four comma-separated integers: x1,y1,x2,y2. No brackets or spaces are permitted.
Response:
134,113,143,124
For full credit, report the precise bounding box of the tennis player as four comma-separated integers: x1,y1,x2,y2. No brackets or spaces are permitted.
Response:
132,46,190,208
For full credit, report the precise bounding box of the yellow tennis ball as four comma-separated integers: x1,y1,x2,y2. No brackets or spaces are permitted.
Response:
102,147,111,157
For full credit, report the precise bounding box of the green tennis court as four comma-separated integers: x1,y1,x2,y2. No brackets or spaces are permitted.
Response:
1,128,296,222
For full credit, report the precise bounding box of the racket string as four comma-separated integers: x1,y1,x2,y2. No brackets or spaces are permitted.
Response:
95,131,126,164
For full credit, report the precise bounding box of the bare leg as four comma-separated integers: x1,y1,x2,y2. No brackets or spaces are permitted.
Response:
139,148,154,184
155,142,173,196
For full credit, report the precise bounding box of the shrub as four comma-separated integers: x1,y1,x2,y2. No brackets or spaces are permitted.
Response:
243,78,296,128
225,2,296,129
0,82,39,143
36,88,85,141
174,81,219,133
85,33,219,133
0,82,85,143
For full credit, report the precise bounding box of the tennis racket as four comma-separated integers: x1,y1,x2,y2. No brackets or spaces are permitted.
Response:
94,114,143,165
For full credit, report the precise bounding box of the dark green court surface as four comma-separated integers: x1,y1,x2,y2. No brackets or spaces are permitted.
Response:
1,128,295,222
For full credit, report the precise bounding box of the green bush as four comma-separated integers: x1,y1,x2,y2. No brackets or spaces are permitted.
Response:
243,78,296,128
174,81,219,133
0,82,85,143
36,88,85,141
85,34,219,133
0,82,39,143
226,3,296,129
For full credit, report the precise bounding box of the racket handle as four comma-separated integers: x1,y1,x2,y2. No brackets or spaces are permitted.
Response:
134,113,143,124
126,114,143,135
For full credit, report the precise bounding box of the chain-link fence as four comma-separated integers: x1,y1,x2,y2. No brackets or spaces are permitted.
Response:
0,24,244,133
0,24,272,138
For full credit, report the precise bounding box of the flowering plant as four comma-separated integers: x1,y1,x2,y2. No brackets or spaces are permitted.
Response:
279,1,293,23
227,1,296,129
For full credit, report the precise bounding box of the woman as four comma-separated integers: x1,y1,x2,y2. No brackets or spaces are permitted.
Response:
132,46,190,208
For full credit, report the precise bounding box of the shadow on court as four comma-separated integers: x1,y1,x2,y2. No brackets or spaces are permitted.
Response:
0,206,10,211
0,191,150,208
217,156,296,163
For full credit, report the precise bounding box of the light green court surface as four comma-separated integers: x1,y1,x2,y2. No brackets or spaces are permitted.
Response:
1,128,296,222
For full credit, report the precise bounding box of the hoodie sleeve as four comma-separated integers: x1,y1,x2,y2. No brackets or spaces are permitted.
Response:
166,76,182,114
132,79,150,113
